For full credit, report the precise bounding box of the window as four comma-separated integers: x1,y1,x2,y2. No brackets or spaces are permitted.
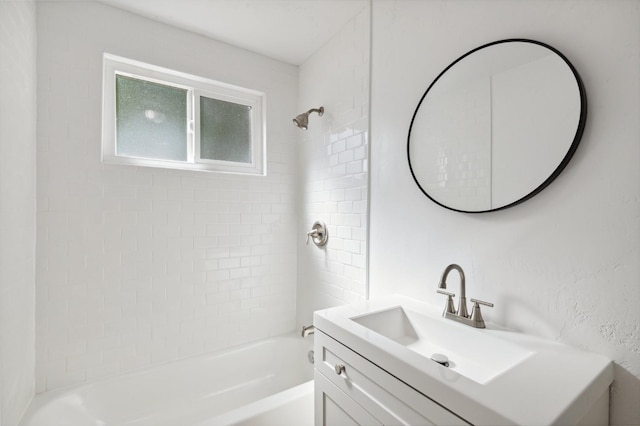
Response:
102,54,266,175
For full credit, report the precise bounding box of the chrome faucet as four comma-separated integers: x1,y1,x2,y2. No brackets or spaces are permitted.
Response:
438,264,468,318
436,264,493,328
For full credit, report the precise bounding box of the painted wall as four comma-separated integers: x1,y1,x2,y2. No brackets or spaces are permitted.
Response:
36,1,299,392
0,1,37,424
370,1,639,424
296,5,370,328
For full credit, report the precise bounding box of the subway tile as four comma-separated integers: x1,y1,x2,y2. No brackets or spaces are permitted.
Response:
84,362,120,383
354,145,367,161
229,268,251,279
205,268,231,282
102,345,136,364
346,160,364,175
346,134,363,149
344,240,361,255
218,257,241,270
230,223,255,238
338,201,353,214
66,351,103,372
48,341,86,361
46,367,85,391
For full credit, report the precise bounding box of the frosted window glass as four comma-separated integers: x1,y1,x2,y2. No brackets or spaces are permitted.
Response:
200,96,252,163
116,75,188,161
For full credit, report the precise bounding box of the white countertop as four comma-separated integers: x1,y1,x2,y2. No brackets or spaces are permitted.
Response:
313,295,613,426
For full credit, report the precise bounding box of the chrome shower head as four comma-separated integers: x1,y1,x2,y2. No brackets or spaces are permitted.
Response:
293,106,324,130
293,113,309,130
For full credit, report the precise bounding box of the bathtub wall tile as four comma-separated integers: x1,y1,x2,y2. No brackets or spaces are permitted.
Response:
36,2,298,392
296,6,370,326
0,1,37,423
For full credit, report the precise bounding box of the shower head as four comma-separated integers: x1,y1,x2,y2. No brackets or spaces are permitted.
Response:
293,106,324,130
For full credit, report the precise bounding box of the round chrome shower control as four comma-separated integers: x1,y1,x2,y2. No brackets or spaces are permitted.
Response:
334,364,346,375
306,220,328,246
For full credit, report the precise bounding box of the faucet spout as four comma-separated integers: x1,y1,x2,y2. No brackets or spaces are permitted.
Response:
301,325,315,338
439,264,468,318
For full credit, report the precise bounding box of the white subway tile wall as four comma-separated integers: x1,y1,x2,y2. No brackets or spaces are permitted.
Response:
36,2,298,392
0,1,37,423
296,6,370,325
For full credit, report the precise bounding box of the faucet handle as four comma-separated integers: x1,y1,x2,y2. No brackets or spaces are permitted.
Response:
469,298,493,328
306,229,318,244
470,298,493,308
437,289,456,314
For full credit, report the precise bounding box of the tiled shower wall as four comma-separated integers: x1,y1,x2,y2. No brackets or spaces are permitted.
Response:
0,1,37,424
36,2,298,392
296,6,370,327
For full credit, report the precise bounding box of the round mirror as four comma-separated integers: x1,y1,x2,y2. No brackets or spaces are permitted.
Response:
408,39,586,213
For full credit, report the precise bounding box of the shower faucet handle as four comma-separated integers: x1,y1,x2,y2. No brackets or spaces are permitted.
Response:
306,229,319,244
306,221,328,247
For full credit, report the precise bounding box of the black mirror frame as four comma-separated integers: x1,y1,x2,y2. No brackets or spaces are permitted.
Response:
407,38,587,213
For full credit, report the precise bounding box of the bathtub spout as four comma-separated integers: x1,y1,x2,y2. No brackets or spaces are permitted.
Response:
301,325,315,338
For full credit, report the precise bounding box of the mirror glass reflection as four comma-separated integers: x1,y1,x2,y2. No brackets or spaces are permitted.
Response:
408,39,586,213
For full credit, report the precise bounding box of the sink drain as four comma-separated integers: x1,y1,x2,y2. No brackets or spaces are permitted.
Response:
431,353,450,367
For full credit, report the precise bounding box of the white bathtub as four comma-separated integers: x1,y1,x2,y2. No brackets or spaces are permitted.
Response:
20,333,314,426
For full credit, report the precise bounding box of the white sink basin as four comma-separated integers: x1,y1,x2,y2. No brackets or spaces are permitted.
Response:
351,306,532,384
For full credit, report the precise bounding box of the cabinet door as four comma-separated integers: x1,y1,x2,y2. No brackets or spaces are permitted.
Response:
315,331,470,426
315,371,382,426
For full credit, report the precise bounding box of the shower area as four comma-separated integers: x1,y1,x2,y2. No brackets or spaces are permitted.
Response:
0,1,370,425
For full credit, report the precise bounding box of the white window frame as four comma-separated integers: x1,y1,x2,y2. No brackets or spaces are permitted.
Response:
102,53,266,175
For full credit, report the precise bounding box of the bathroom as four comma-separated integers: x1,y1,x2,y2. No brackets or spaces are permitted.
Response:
0,0,638,425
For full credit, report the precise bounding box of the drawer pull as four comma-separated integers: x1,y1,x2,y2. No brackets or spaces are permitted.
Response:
334,364,346,375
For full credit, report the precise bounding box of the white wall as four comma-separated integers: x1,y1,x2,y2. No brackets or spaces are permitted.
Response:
0,1,37,424
36,1,299,392
370,1,639,424
296,5,370,328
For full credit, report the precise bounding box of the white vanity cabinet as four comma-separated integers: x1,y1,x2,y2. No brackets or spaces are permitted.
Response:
314,330,469,426
313,296,614,426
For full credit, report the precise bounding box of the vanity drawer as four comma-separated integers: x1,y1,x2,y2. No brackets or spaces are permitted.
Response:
315,330,469,426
